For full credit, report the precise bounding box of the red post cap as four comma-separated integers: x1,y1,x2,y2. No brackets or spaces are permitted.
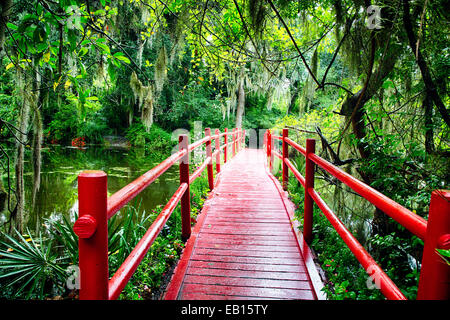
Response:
437,234,450,250
73,215,97,238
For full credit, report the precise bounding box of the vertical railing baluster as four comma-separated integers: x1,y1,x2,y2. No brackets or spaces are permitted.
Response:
304,139,316,244
232,128,236,157
215,128,221,173
179,134,191,241
282,128,289,190
205,128,214,191
224,128,228,163
264,130,267,155
266,130,269,157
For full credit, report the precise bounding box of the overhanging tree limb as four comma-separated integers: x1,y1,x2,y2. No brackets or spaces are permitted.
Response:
267,0,320,87
402,0,450,127
232,0,276,78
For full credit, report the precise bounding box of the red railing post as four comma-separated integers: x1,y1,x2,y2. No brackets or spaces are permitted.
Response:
269,130,274,172
215,128,221,173
417,190,450,300
304,139,316,244
243,129,246,149
282,128,289,190
205,128,214,191
179,134,191,241
224,128,228,163
73,171,109,300
232,128,236,157
264,130,267,154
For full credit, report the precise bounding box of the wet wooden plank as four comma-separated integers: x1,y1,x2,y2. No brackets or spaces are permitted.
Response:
165,149,317,300
184,275,312,290
190,254,304,266
180,283,315,300
188,260,306,273
186,266,309,281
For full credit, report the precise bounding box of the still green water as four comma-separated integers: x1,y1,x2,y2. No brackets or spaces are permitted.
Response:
15,145,180,231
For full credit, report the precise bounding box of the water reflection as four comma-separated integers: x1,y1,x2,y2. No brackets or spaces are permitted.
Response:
16,145,179,232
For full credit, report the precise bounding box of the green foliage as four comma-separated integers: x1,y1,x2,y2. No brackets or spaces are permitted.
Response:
0,230,69,299
44,102,110,144
310,206,384,300
436,249,450,266
243,93,282,129
357,132,447,222
125,121,174,155
108,202,154,269
48,215,79,265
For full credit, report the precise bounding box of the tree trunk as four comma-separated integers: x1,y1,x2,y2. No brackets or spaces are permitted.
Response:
0,0,12,57
235,77,245,128
13,96,30,234
423,93,434,154
402,0,450,127
340,33,400,236
286,80,300,115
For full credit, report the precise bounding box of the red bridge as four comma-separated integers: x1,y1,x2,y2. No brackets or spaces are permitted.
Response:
73,128,449,300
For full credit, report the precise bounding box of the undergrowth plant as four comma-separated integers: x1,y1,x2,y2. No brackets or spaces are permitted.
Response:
0,230,69,299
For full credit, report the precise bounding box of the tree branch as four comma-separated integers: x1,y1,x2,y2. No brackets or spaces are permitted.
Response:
267,0,320,87
402,0,450,127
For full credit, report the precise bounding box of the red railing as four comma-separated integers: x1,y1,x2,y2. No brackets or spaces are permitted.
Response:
264,128,449,300
73,127,246,300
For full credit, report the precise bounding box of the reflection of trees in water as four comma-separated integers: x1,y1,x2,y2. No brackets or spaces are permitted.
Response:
1,145,178,234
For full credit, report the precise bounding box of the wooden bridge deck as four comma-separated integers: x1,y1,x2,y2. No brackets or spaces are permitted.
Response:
165,148,323,300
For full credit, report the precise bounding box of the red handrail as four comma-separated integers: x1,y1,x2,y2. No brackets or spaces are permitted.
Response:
308,153,427,240
107,149,186,219
73,127,246,300
265,128,449,300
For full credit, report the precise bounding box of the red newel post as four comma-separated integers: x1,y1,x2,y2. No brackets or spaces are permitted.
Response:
417,190,450,300
179,134,191,241
304,139,316,244
215,128,221,173
74,170,109,300
282,128,289,190
224,128,228,163
205,128,214,191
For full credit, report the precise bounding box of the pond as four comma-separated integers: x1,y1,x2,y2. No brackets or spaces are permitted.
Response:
2,145,181,232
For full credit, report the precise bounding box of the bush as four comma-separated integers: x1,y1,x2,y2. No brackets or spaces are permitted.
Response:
125,121,174,156
0,230,70,299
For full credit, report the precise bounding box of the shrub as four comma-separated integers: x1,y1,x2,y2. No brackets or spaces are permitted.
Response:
125,121,174,156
